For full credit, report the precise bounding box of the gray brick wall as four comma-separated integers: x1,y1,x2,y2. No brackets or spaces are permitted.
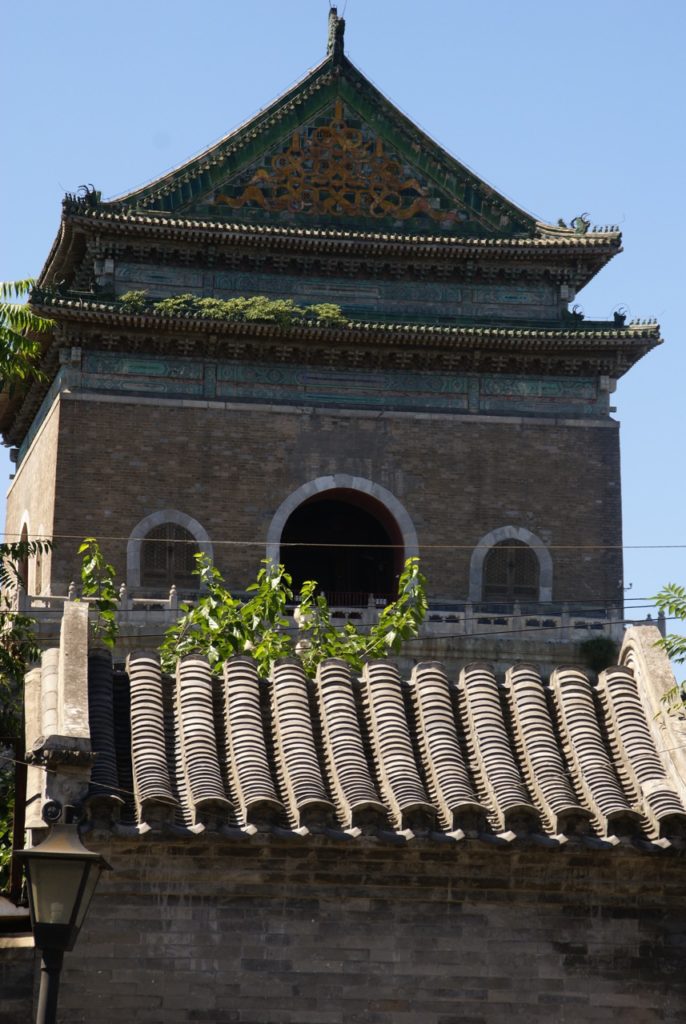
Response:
34,397,621,608
15,837,683,1024
0,940,34,1024
5,399,60,590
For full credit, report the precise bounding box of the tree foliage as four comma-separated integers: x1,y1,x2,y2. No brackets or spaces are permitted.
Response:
119,290,349,327
295,558,428,674
0,283,55,889
78,538,119,649
0,538,53,891
0,279,53,388
159,554,427,678
655,583,686,710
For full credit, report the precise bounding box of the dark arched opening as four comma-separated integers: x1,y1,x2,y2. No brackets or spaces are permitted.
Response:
280,489,403,606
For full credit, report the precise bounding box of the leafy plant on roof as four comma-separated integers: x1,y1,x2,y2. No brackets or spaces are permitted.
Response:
0,279,54,388
295,557,427,675
78,538,119,649
654,583,686,711
158,553,428,678
117,289,148,313
119,290,349,327
304,302,349,325
159,556,293,673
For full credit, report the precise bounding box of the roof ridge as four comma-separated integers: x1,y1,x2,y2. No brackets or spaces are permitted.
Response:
96,42,544,239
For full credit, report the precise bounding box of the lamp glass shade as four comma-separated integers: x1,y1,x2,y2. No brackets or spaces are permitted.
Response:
18,824,112,951
74,863,102,930
28,857,94,927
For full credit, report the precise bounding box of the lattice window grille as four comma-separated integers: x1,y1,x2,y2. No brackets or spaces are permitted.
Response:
141,523,197,590
483,540,539,602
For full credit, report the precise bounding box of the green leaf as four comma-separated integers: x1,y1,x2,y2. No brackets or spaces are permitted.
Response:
654,583,686,710
0,279,54,391
78,538,119,649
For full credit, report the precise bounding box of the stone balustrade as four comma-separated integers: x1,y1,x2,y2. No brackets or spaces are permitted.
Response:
13,583,646,646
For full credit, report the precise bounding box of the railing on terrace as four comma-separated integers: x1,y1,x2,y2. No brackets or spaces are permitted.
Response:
14,585,659,645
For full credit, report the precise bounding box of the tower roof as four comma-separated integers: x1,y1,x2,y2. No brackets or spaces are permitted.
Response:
100,8,608,245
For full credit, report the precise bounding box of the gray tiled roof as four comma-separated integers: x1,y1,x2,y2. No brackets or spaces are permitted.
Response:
82,650,686,848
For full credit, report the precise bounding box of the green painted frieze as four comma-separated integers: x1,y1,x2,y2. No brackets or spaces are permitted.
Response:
84,352,203,382
216,363,469,411
114,263,559,323
76,353,605,417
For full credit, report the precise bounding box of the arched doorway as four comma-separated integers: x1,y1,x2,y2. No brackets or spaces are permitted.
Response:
280,489,403,605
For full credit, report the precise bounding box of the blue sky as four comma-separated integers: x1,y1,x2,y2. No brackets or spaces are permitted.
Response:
2,0,684,620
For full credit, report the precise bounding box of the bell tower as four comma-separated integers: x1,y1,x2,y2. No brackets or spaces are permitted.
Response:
1,8,660,670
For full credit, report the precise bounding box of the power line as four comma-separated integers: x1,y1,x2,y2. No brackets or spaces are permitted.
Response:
3,598,669,612
3,529,686,552
0,752,137,801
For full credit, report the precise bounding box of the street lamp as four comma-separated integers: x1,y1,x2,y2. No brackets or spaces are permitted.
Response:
16,811,111,1024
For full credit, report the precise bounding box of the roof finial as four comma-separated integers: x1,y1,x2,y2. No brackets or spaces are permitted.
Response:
327,6,345,62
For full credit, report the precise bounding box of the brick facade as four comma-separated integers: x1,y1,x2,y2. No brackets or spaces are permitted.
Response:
17,838,686,1024
6,391,622,609
4,398,59,592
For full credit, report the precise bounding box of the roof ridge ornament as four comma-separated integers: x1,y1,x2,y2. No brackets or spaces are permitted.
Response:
327,6,345,62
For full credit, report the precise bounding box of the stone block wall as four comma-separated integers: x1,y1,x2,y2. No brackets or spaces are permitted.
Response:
4,398,59,591
28,393,621,607
18,837,686,1024
0,938,34,1024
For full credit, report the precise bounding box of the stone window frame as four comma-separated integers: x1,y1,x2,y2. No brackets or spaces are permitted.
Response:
265,474,419,566
469,525,553,603
127,510,213,590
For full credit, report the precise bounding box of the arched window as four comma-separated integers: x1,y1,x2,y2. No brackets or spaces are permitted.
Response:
140,523,197,591
127,510,213,591
482,540,539,603
469,526,553,604
34,548,43,595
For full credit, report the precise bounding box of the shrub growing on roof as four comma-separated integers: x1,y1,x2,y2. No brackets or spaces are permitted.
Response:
119,290,349,326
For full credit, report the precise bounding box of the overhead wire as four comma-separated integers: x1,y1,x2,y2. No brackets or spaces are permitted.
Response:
3,529,686,551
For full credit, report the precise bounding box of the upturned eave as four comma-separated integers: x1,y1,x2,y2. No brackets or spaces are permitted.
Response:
0,300,660,449
39,205,622,296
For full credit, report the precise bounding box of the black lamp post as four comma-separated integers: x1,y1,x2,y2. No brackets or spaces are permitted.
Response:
16,815,111,1024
